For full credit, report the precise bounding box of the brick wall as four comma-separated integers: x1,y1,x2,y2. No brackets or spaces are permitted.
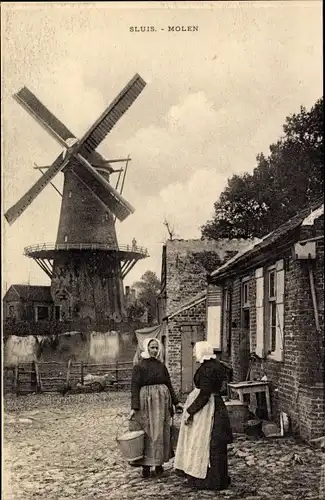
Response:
163,238,252,395
221,217,324,441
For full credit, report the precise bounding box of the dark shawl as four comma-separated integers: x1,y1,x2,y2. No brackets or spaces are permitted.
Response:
131,357,179,410
187,358,233,445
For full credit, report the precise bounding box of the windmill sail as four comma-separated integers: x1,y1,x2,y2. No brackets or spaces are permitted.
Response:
13,87,76,147
4,151,69,225
6,74,146,225
74,154,134,221
79,74,146,155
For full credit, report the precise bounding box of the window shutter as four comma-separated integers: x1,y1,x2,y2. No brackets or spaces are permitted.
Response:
255,267,264,357
206,285,222,350
274,259,285,361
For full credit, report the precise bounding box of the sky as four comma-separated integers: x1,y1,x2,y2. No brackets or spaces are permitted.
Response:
1,1,323,294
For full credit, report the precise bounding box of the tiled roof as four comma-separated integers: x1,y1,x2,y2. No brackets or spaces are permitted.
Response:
8,285,53,302
210,200,324,281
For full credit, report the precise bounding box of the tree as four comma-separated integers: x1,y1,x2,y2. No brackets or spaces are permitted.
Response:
201,98,324,240
132,271,161,322
163,218,176,241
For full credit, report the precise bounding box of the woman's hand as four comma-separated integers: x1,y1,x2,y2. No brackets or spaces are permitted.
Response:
129,409,136,420
184,412,193,426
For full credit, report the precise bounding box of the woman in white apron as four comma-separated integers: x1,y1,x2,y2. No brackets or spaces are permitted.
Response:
174,341,233,490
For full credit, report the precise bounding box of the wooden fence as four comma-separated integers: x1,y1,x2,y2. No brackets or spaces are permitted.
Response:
3,360,133,395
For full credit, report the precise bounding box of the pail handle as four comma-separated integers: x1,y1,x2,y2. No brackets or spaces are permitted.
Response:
116,417,133,442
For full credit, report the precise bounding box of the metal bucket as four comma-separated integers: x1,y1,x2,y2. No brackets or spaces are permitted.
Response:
244,419,264,439
116,429,145,462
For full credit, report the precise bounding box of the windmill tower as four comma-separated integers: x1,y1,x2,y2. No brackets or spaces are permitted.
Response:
5,74,149,324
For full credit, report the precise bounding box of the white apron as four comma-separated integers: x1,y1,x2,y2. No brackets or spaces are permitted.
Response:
174,387,215,479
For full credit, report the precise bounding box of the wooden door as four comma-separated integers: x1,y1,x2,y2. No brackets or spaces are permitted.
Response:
181,323,205,394
240,308,251,380
222,288,233,359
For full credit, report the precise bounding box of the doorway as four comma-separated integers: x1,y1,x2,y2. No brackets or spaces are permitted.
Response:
240,307,251,381
180,322,205,394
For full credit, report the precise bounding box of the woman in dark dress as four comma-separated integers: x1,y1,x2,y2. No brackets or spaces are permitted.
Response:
129,338,182,478
174,341,233,490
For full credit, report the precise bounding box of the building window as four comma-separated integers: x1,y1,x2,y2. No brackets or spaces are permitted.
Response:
241,277,250,328
36,306,50,322
8,305,15,318
64,235,68,243
255,260,284,362
55,305,62,321
68,191,72,198
222,288,232,357
241,277,252,355
102,212,110,223
267,268,277,352
242,279,250,309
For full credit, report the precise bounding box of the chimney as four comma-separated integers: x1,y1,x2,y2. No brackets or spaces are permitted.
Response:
125,286,130,296
131,289,136,300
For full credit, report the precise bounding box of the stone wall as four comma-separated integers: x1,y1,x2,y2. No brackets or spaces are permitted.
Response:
51,251,125,322
4,330,137,366
165,239,252,317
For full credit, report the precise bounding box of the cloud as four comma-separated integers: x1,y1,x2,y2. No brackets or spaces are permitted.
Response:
118,164,224,285
2,2,322,291
115,90,231,283
107,89,241,203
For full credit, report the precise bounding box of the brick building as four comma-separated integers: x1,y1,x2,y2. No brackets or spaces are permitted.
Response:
3,285,59,322
163,291,207,394
209,201,324,441
159,239,253,395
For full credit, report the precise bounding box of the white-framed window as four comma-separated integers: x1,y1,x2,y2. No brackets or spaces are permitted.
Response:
266,266,277,353
255,259,284,362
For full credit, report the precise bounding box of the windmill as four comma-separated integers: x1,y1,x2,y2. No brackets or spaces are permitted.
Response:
4,74,149,324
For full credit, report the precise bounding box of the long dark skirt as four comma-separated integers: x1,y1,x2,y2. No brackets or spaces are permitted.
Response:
186,443,230,490
176,393,232,491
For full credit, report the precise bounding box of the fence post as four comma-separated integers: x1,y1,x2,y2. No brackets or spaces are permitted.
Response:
14,364,19,396
80,361,84,385
66,360,72,388
30,361,37,393
34,361,41,393
115,361,119,391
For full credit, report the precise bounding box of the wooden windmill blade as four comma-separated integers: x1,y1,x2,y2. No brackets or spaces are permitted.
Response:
79,74,146,155
5,75,146,225
74,154,135,221
4,151,69,225
13,87,76,147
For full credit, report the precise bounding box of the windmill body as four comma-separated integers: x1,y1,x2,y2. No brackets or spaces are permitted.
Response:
5,75,148,324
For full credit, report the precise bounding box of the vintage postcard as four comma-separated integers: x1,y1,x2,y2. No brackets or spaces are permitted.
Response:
2,1,324,499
